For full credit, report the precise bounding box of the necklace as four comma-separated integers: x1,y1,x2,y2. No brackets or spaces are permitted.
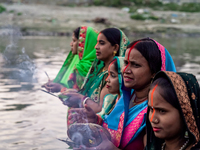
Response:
161,139,189,150
132,93,147,106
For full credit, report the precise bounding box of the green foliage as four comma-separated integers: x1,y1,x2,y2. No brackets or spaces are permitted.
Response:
93,0,123,7
161,2,200,12
9,10,15,13
163,3,179,11
17,12,22,16
131,13,146,20
0,4,6,13
149,15,159,20
93,0,103,5
130,13,159,20
179,3,200,12
92,0,200,12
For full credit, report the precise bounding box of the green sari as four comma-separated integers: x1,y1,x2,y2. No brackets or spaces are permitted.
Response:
54,26,98,89
79,28,129,112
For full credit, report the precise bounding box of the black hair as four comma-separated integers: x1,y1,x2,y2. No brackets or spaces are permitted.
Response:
73,27,80,39
100,28,121,56
109,58,118,73
150,76,188,141
150,77,180,109
127,38,162,74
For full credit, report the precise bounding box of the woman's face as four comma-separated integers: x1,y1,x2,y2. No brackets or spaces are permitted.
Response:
122,48,153,89
70,33,78,55
148,86,184,140
106,62,120,95
95,33,116,61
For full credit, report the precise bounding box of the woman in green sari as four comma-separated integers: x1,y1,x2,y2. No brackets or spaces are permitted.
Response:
60,28,129,114
42,26,98,92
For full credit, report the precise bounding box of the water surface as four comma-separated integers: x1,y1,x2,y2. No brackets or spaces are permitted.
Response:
0,35,200,150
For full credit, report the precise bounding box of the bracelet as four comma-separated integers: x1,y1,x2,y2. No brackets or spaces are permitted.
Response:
96,114,103,125
83,97,90,105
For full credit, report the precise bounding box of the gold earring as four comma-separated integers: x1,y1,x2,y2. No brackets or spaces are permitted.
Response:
113,51,117,56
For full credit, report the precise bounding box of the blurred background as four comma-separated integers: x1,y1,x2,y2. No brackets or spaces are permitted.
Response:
0,0,200,150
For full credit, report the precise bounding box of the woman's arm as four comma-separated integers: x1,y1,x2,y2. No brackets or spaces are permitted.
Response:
84,86,110,113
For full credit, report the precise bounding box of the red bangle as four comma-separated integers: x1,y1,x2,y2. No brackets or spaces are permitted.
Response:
96,114,103,125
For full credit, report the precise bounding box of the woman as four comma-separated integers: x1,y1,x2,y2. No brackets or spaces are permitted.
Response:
42,26,98,92
98,56,124,119
146,71,200,150
60,28,129,114
67,38,176,150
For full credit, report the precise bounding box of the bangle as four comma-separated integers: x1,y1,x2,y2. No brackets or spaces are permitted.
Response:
83,97,90,105
96,114,103,125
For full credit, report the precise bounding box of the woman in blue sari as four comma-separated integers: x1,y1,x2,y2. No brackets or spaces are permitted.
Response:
67,38,176,150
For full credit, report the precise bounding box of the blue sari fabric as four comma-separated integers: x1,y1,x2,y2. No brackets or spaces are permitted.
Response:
103,40,177,149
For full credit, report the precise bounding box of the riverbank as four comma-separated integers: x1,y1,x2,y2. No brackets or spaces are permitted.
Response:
0,3,200,36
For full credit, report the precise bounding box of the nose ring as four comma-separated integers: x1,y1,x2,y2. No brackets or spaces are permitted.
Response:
154,119,158,123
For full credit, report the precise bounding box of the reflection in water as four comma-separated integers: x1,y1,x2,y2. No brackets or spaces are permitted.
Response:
0,35,200,150
0,104,32,111
0,34,69,150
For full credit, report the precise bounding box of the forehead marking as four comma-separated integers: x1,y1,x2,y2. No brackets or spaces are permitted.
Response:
106,59,117,81
150,84,158,122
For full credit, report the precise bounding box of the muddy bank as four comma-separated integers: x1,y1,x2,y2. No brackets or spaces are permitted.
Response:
0,3,200,37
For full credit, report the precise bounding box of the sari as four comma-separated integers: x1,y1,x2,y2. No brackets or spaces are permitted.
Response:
66,29,129,127
53,26,98,89
102,40,176,149
97,56,124,119
145,71,200,150
79,29,129,103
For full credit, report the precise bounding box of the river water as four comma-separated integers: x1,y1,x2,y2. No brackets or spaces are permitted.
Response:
0,32,200,150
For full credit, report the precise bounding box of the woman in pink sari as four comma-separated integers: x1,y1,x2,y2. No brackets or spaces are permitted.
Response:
67,38,176,150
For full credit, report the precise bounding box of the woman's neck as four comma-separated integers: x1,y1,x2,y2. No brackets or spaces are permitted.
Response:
164,137,189,150
134,86,149,102
129,86,149,108
103,56,114,71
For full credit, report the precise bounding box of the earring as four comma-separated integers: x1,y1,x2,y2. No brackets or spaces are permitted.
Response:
184,131,189,138
113,51,117,56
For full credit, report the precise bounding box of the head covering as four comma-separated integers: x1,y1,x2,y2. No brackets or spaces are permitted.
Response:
53,26,98,88
79,28,130,102
146,71,200,150
97,56,124,119
103,39,176,149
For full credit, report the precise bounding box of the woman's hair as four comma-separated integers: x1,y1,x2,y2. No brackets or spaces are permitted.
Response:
150,77,180,109
127,38,162,74
73,27,81,39
109,58,118,72
100,28,121,56
150,77,187,139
